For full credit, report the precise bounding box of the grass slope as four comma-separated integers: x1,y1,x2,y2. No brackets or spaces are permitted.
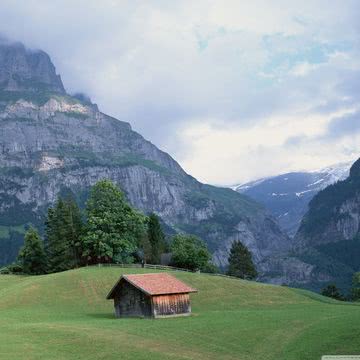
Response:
0,267,359,360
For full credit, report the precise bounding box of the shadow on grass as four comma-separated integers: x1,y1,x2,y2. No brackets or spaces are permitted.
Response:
86,313,115,320
86,313,154,321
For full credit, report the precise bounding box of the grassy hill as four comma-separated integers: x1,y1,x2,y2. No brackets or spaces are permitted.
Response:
0,267,359,360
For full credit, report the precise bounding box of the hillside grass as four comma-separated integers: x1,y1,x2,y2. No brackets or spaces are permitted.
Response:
0,267,359,360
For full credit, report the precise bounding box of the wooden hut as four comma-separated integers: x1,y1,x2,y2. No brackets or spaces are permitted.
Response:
106,273,197,318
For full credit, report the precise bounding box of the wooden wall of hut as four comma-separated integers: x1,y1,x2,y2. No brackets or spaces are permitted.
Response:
114,281,152,318
152,293,191,317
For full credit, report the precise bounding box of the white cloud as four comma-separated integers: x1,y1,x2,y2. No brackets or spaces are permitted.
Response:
290,62,320,77
178,108,354,184
0,0,359,184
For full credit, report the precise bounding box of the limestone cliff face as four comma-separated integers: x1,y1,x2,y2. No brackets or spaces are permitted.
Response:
0,96,290,268
0,41,290,271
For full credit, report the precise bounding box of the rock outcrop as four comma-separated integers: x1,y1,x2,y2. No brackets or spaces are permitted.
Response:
0,42,65,93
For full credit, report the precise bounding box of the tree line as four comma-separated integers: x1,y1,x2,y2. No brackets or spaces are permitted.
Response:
321,275,360,302
3,179,259,280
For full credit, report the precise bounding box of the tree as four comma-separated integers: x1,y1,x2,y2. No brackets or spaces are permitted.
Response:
227,241,257,280
321,284,344,301
138,233,152,264
64,196,84,265
351,272,360,301
18,227,46,275
170,234,211,271
147,213,166,264
81,180,146,264
45,196,83,273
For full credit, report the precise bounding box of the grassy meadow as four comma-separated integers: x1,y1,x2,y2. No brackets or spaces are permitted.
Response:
0,267,359,360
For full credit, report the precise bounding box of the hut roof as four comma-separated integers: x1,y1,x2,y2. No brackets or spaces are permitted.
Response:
106,273,197,299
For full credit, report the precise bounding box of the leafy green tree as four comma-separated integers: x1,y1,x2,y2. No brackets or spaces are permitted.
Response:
18,227,46,275
227,240,258,280
82,180,146,264
170,234,211,271
46,197,83,272
351,272,360,301
147,213,166,264
321,284,344,301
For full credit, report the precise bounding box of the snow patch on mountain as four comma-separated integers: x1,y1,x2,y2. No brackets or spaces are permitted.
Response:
231,160,354,237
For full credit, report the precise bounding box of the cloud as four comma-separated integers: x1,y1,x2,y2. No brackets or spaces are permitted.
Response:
326,110,360,138
0,0,359,184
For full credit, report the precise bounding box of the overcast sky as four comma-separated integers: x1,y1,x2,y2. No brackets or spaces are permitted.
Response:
1,0,360,185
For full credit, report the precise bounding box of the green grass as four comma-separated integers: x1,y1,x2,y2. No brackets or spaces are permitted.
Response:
0,267,359,360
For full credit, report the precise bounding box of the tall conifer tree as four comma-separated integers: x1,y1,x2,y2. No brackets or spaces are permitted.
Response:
227,240,257,280
147,213,165,264
18,227,46,275
45,196,83,272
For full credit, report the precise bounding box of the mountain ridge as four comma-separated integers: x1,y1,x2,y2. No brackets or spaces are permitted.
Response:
232,161,353,237
258,158,360,292
0,41,290,271
0,41,65,93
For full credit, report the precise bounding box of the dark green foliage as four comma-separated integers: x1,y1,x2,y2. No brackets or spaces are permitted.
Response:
45,197,83,272
0,262,23,274
81,180,146,264
321,284,344,301
351,272,360,301
201,262,219,274
17,227,46,275
315,238,360,273
64,197,84,265
227,240,258,280
147,213,166,264
138,233,152,264
298,248,353,279
170,234,211,271
294,239,360,294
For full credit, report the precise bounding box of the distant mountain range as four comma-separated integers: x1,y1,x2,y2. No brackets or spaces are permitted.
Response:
238,159,360,293
233,162,353,237
281,158,360,293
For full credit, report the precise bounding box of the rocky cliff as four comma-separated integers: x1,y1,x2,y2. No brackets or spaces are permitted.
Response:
0,41,65,93
297,158,360,247
0,41,290,269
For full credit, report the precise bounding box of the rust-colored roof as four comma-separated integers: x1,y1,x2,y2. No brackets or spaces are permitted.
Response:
106,273,197,298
